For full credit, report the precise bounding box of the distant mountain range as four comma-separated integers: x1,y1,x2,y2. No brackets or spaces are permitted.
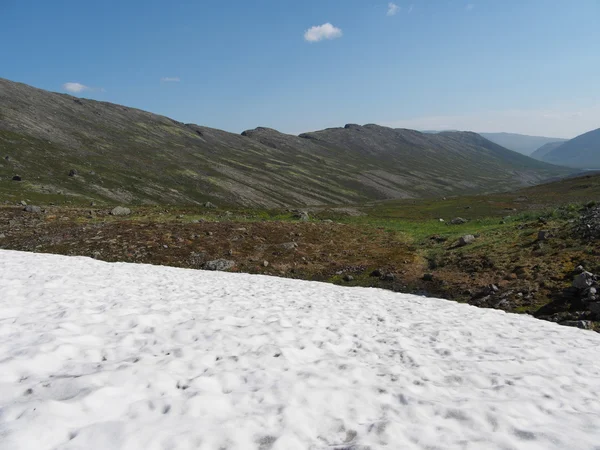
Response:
422,130,567,156
531,128,600,169
0,78,573,206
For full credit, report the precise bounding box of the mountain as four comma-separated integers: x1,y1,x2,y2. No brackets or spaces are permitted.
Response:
531,141,565,160
0,78,572,206
531,128,600,169
478,133,567,156
422,131,567,156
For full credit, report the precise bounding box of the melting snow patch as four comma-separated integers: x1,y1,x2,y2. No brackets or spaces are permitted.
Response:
1,250,600,449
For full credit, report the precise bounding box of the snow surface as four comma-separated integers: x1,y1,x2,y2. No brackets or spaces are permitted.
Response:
1,250,600,450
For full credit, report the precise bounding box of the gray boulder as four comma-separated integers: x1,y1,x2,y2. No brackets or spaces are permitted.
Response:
573,271,594,290
451,217,467,225
111,206,131,216
203,259,235,271
203,202,217,209
457,234,475,247
23,205,42,213
68,169,78,177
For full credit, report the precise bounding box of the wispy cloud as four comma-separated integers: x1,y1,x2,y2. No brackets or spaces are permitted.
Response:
62,82,90,93
304,23,343,43
387,2,400,16
408,4,414,13
161,77,181,83
466,3,475,11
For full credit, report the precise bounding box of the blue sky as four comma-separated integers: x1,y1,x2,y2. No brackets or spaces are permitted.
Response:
1,0,598,137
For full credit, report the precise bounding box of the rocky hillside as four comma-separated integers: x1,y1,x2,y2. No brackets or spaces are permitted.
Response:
532,128,600,169
0,78,573,206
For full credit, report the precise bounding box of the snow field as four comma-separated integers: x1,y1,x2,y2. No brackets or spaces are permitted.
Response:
1,250,600,449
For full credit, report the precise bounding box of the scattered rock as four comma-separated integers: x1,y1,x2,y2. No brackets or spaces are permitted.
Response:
280,242,298,250
263,260,269,267
23,205,42,213
323,219,333,223
343,274,354,282
422,273,434,281
203,259,235,271
537,230,549,241
573,271,594,290
381,273,395,281
560,320,593,330
203,202,217,209
0,233,5,239
457,234,475,247
188,252,207,268
68,169,78,177
370,269,382,277
110,206,131,216
438,218,445,222
293,210,309,222
12,175,21,181
19,200,27,206
450,217,467,225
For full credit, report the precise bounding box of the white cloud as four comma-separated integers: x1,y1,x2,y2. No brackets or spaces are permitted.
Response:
62,82,90,93
304,23,343,43
161,77,181,82
466,3,475,11
387,2,400,16
381,105,600,139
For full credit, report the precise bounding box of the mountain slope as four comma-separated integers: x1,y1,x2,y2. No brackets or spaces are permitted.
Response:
531,141,565,160
0,78,572,206
534,128,600,169
478,132,567,155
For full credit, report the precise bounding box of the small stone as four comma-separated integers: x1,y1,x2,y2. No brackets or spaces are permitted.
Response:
370,269,382,277
263,260,269,267
12,175,22,181
280,242,298,250
343,274,354,282
203,202,217,209
23,205,42,213
20,200,27,206
439,218,445,222
422,273,434,281
0,233,5,239
68,169,78,177
451,217,467,225
110,206,131,216
206,231,213,236
537,230,549,241
381,273,395,281
457,234,475,247
203,259,235,271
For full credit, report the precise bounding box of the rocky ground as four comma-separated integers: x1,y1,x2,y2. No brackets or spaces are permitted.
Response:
1,198,599,331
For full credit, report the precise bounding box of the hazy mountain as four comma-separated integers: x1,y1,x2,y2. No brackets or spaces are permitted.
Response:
0,78,572,206
531,141,565,160
475,133,567,156
422,131,567,156
533,128,600,169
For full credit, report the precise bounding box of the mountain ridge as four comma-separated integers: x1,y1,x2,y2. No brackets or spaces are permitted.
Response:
0,77,573,206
